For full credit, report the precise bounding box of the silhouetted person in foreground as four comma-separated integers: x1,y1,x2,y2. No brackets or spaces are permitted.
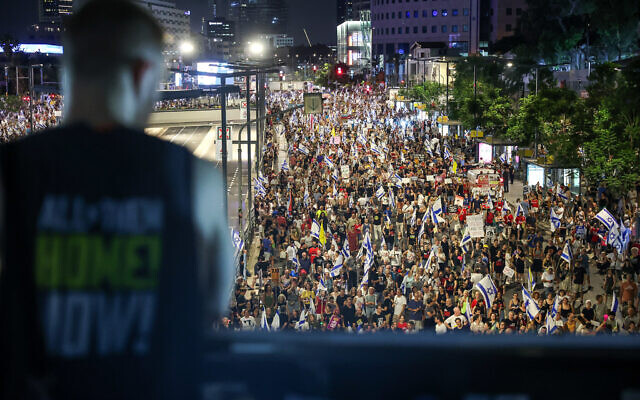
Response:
0,1,233,399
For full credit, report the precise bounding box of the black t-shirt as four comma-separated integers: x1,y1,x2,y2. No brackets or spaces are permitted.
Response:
0,125,232,400
342,304,356,325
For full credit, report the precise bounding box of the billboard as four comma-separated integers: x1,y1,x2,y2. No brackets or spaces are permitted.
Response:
196,62,234,86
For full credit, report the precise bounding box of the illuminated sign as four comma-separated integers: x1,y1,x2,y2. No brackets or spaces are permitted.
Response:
195,62,234,86
478,143,492,164
0,44,63,54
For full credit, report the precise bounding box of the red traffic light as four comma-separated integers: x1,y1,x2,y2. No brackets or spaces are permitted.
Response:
22,96,30,102
312,65,317,72
336,67,343,76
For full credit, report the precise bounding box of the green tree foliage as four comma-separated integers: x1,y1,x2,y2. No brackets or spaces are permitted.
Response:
399,81,445,110
582,106,640,194
314,63,330,87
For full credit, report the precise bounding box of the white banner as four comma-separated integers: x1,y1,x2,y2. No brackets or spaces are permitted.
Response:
341,165,350,179
503,266,515,278
467,214,485,238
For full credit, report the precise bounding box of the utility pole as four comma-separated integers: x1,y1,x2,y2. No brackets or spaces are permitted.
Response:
246,73,252,225
221,84,228,220
445,60,449,116
29,66,34,133
4,66,8,96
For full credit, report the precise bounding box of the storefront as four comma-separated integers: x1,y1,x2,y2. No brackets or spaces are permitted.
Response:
476,137,520,167
524,158,582,194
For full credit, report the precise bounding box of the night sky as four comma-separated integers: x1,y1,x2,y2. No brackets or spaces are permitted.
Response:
0,0,338,45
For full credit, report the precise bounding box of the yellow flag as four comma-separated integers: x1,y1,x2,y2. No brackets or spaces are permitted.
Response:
319,221,326,246
452,160,458,174
331,127,336,137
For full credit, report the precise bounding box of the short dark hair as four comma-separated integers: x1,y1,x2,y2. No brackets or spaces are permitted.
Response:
63,0,164,77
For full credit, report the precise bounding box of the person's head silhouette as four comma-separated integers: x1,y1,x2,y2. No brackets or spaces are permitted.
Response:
62,0,164,129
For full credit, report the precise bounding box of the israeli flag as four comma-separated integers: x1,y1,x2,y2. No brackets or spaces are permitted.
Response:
611,291,619,314
363,231,373,258
560,240,573,263
596,208,619,231
324,156,334,169
545,311,558,335
296,309,307,330
375,186,386,200
475,275,498,309
426,146,434,157
341,241,351,259
303,188,310,207
464,300,472,323
424,249,436,272
502,201,511,214
417,221,426,243
516,203,525,218
281,159,289,172
557,187,569,202
292,255,300,269
621,219,631,250
522,287,540,320
443,147,451,160
330,261,343,278
550,208,561,232
430,206,442,225
261,308,270,331
298,144,310,155
271,311,280,330
388,188,396,209
311,219,321,240
371,145,381,156
461,228,472,250
317,278,328,293
486,192,494,209
499,153,507,163
410,208,417,226
349,195,354,209
359,271,369,289
337,147,344,159
432,197,443,216
332,169,339,181
400,271,409,294
393,173,403,188
551,296,560,318
232,230,244,252
333,183,338,197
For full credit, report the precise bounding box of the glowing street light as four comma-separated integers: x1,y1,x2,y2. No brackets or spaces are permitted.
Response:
247,41,264,56
179,41,194,55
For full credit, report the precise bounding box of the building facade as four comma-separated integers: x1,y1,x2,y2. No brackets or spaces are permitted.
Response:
227,0,288,42
38,0,74,24
135,0,191,55
337,0,370,25
487,0,526,43
261,34,294,48
371,0,480,81
337,19,371,72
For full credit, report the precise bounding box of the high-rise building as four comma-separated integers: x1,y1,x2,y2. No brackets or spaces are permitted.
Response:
337,19,371,71
337,0,369,25
227,0,288,41
370,0,481,79
135,0,191,55
38,0,74,24
487,0,526,44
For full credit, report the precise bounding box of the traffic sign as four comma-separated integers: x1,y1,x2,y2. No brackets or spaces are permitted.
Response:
217,127,231,140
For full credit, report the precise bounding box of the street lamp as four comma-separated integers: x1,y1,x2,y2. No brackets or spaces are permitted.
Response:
247,41,264,57
179,41,195,55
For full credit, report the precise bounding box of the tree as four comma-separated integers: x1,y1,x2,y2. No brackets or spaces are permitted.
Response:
582,106,640,194
399,81,445,110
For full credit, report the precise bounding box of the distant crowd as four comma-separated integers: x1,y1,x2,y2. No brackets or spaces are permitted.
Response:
224,86,640,336
0,95,62,142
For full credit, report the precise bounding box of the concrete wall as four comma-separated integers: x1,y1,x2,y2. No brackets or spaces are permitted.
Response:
148,109,257,126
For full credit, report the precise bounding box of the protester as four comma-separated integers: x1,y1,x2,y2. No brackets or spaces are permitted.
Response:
224,85,639,335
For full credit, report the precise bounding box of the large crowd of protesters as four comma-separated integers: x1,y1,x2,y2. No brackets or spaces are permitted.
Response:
225,85,640,336
0,94,62,142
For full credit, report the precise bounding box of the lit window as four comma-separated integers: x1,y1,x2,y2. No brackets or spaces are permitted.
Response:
442,25,447,32
463,8,469,16
432,9,437,16
406,11,410,18
463,24,469,32
451,25,458,32
452,9,458,16
442,9,448,16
